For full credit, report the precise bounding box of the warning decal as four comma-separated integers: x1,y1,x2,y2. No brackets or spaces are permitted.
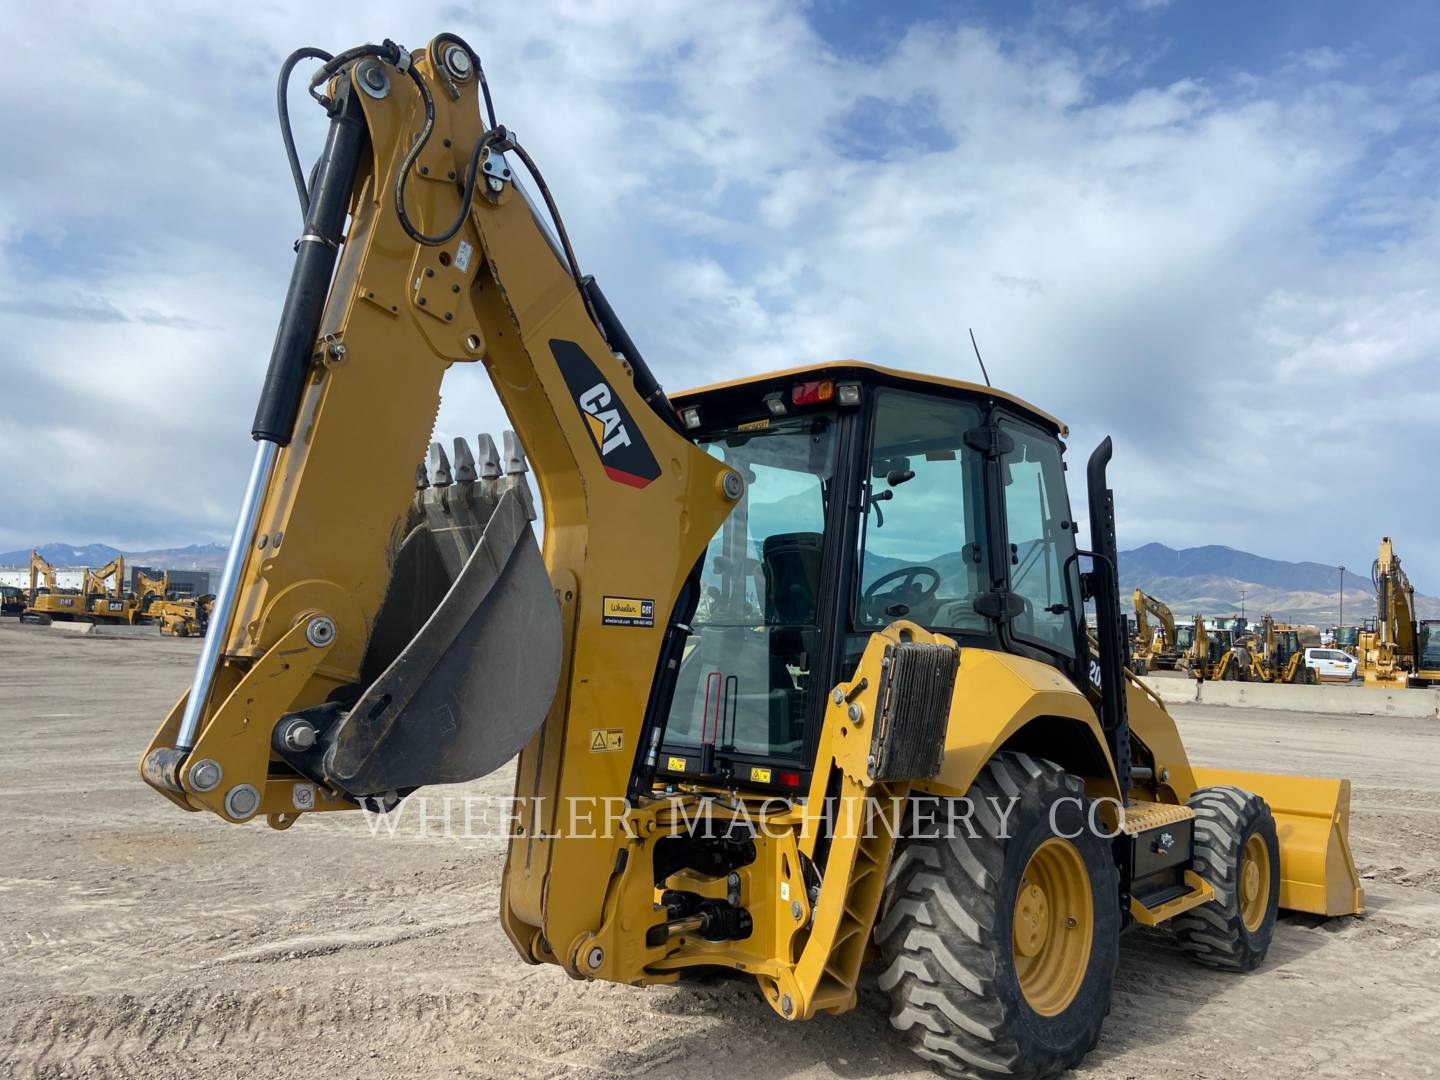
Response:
750,766,773,784
589,728,625,752
602,596,655,628
666,756,688,773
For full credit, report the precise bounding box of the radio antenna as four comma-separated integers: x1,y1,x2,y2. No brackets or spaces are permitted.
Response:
968,328,992,387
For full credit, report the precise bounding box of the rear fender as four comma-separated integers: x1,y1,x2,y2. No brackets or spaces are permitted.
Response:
912,650,1120,803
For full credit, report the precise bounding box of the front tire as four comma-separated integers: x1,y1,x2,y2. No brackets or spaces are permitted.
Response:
877,753,1120,1079
1172,786,1279,972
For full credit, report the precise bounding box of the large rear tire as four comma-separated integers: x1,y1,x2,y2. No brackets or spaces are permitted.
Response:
1172,786,1279,972
877,752,1120,1079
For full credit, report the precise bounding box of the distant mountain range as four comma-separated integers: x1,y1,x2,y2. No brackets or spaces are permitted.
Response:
1119,543,1439,624
0,542,228,571
7,538,1436,625
858,541,1437,625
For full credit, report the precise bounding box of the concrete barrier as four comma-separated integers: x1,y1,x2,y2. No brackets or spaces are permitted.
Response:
1141,675,1440,719
90,624,160,639
44,621,94,635
40,622,157,639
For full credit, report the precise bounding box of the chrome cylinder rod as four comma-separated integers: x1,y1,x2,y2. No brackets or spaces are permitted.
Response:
175,439,278,749
175,78,368,752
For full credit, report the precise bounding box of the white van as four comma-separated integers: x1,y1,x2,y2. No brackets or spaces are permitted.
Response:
1305,647,1357,683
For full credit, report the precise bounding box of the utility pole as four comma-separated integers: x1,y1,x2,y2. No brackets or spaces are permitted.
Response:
1240,588,1246,623
1339,565,1345,626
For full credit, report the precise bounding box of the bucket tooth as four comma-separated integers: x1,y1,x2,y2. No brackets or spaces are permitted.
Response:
429,441,453,486
475,433,502,480
502,431,528,475
500,431,536,519
452,437,477,483
414,463,430,490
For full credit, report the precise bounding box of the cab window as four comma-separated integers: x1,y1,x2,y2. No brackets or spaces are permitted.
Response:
998,418,1078,656
857,392,988,634
661,415,836,763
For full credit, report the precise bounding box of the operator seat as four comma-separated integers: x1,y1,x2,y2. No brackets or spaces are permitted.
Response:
761,532,824,750
762,532,824,627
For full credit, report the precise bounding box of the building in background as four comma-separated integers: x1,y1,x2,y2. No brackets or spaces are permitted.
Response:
0,568,86,591
129,567,211,597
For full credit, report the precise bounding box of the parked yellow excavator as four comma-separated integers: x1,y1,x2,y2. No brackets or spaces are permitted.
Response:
1357,537,1432,688
1129,589,1180,674
139,34,1363,1079
20,549,83,623
79,556,141,624
135,568,170,613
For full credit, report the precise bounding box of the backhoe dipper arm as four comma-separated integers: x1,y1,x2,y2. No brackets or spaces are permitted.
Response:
140,35,735,879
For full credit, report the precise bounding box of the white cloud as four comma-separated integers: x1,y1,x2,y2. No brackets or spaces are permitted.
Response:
1,1,1437,585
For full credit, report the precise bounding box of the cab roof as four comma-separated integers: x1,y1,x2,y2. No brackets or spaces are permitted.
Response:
672,360,1067,436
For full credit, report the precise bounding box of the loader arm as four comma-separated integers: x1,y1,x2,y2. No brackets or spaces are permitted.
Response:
140,37,734,901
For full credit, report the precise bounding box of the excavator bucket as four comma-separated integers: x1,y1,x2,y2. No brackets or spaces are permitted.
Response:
1192,766,1365,916
279,433,561,799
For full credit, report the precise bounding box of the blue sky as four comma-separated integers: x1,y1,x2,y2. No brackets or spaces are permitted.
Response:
1,0,1437,586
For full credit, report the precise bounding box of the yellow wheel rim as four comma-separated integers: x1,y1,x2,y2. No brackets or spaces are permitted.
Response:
1012,838,1093,1016
1240,833,1271,932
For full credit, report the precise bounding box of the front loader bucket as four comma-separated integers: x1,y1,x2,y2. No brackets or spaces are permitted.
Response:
1193,766,1365,916
307,434,561,798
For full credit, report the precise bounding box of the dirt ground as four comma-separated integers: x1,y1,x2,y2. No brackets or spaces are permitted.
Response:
2,621,1438,1080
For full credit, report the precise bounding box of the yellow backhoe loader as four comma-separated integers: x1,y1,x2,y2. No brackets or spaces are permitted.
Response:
1129,589,1180,674
1357,537,1425,688
133,569,207,634
20,549,84,623
1250,615,1315,684
156,594,213,638
139,35,1363,1079
1182,615,1243,681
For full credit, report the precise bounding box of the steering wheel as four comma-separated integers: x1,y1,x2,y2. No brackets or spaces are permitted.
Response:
863,566,941,608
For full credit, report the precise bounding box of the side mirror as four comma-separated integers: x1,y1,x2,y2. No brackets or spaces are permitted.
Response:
886,468,916,487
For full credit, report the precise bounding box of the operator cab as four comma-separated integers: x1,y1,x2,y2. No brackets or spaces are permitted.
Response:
658,363,1084,795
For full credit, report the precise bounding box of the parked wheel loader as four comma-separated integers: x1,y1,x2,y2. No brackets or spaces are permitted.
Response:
139,34,1364,1079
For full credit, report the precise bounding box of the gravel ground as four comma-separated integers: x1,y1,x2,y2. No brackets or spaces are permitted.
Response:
2,619,1437,1079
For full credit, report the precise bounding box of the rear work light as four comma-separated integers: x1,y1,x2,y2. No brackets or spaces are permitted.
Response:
763,391,787,417
836,382,861,406
679,406,701,430
791,379,834,406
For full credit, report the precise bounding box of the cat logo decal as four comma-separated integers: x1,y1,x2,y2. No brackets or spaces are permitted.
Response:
551,339,661,488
